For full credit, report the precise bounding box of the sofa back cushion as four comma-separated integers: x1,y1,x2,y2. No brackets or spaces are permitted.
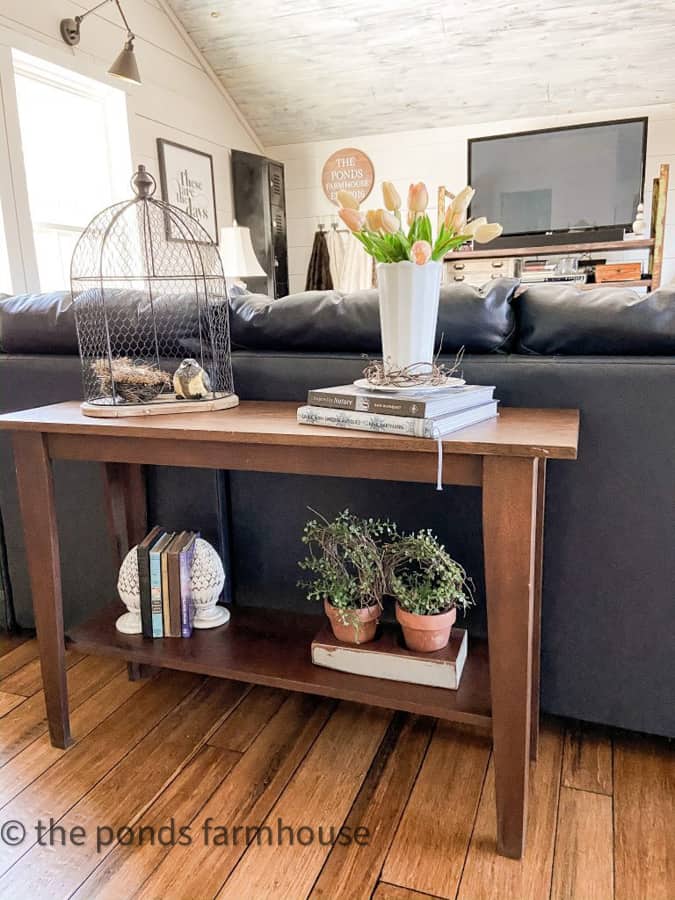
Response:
230,279,518,354
516,283,675,354
0,291,75,354
0,290,206,356
1,281,518,356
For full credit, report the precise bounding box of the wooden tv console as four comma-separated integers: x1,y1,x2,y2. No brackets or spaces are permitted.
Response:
439,162,670,291
0,401,579,859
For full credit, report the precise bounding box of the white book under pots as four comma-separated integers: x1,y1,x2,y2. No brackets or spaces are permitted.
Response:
311,624,468,690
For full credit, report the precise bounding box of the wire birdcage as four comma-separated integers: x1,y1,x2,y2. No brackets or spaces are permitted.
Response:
71,165,237,417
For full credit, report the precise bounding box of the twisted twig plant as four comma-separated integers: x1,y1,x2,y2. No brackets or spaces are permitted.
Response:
362,345,465,389
387,529,474,617
299,510,397,636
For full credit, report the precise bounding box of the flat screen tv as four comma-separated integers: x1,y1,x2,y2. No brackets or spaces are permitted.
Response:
468,118,647,245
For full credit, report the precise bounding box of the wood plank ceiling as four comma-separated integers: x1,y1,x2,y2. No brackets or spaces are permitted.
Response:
167,0,675,146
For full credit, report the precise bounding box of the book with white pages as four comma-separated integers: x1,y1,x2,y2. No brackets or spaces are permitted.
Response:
311,625,468,690
307,383,496,419
297,401,499,439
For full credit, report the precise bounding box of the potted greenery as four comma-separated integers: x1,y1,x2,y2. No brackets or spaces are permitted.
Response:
388,529,473,652
299,510,395,644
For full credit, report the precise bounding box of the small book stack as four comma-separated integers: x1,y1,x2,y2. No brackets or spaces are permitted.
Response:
137,527,198,638
297,383,498,438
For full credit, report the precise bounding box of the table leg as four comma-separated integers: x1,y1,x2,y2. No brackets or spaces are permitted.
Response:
215,469,234,605
483,455,538,859
12,432,71,748
530,459,546,761
103,462,148,563
102,462,148,681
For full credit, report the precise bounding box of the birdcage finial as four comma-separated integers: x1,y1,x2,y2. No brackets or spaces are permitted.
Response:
131,164,156,198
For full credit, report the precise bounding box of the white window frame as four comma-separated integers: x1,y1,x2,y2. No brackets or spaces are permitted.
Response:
0,44,132,294
0,45,38,293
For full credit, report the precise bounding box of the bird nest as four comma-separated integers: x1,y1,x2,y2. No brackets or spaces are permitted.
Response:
363,346,465,389
92,357,172,403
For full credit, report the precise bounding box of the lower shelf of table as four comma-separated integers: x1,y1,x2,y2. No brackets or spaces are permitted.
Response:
68,604,492,727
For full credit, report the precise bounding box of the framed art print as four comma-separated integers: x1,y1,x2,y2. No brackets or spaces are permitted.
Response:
157,138,218,244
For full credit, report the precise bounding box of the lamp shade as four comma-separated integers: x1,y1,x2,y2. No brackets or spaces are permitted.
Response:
108,40,141,85
220,224,266,278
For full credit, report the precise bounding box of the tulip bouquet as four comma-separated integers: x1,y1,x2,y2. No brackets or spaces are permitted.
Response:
337,181,502,265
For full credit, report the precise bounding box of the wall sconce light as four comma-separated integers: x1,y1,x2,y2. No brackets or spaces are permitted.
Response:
59,0,141,85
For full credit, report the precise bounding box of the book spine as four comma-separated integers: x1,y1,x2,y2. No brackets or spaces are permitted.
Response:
167,552,182,639
149,551,164,638
298,406,426,437
179,543,195,638
161,550,171,638
307,390,426,418
137,547,153,639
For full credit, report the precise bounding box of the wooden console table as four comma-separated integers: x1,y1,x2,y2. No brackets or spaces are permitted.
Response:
0,401,579,859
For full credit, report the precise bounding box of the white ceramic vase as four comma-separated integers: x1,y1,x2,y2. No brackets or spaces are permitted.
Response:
376,260,442,375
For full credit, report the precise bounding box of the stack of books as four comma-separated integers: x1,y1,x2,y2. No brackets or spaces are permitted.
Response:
137,527,197,639
297,383,498,438
520,259,587,285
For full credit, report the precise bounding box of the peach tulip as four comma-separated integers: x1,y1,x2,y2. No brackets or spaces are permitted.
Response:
366,209,385,232
473,222,503,244
444,207,466,233
449,185,475,218
462,216,487,237
337,190,359,210
381,210,400,234
407,209,416,227
411,240,432,265
407,182,429,213
338,207,365,232
382,181,401,211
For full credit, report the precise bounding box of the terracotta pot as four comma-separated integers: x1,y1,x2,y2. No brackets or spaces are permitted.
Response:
395,604,456,652
324,599,380,645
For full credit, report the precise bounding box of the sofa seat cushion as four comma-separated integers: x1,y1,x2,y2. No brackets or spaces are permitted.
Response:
230,279,518,354
517,283,675,354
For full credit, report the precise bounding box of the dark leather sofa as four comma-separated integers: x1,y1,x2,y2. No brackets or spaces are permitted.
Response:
1,281,674,737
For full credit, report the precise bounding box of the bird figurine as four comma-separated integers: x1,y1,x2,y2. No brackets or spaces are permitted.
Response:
173,358,212,400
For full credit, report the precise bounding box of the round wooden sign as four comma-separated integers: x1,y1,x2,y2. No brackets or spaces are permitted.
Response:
322,148,374,206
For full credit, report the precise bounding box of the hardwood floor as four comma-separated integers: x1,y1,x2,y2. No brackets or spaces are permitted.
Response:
0,639,671,900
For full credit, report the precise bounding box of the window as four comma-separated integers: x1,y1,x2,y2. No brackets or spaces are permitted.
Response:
0,204,12,295
12,51,132,290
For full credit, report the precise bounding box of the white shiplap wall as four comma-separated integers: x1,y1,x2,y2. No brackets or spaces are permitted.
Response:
0,0,262,291
267,104,675,295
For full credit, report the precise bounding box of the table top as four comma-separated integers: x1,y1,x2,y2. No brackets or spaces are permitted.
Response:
0,401,579,459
